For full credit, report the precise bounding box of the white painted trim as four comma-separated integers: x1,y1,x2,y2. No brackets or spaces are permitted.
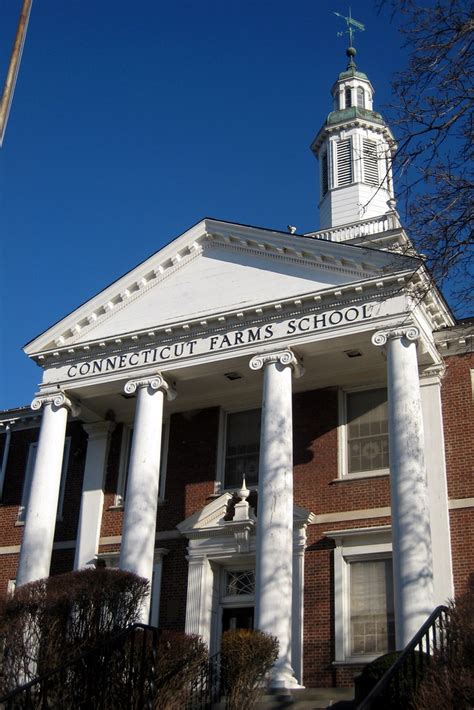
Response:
314,507,391,524
0,426,12,499
448,498,474,510
0,538,77,556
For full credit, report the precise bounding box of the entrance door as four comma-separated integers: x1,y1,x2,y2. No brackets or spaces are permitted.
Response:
222,606,254,632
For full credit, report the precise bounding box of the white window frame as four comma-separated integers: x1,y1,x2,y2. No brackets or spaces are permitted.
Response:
215,406,261,493
18,438,71,523
115,420,170,507
326,526,394,663
337,386,389,480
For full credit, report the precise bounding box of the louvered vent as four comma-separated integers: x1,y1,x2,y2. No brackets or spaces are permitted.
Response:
337,139,352,186
363,139,379,186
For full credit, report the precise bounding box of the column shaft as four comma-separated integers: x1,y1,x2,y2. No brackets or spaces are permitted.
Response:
251,350,302,689
120,376,172,623
386,334,434,647
74,422,113,570
17,398,70,586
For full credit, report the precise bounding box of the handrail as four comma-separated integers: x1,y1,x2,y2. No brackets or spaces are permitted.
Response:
357,604,450,709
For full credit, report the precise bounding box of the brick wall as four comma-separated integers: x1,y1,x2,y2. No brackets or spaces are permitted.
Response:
441,352,474,599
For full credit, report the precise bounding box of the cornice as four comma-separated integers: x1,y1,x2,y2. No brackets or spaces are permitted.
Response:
32,273,414,368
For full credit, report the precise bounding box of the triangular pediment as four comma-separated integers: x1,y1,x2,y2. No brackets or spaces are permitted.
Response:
25,218,418,356
177,492,315,538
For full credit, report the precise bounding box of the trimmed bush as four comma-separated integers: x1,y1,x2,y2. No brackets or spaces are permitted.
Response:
220,629,279,709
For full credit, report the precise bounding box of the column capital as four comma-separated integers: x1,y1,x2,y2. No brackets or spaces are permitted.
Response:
249,349,304,378
124,373,177,400
31,391,81,417
371,326,420,348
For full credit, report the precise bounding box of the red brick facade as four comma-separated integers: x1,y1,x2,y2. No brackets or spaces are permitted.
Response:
0,350,472,688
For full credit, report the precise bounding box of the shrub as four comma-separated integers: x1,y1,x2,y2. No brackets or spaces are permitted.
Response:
150,631,209,710
0,568,148,697
413,583,474,709
220,629,279,709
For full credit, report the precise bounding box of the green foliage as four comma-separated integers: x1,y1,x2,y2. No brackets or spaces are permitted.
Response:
220,629,279,709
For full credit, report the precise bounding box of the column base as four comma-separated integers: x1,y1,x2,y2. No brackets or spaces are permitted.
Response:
269,670,304,690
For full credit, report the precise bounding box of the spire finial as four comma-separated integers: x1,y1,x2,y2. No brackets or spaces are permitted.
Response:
334,8,365,68
238,475,250,501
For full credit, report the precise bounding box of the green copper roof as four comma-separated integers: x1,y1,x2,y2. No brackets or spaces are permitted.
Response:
338,67,369,81
326,106,384,126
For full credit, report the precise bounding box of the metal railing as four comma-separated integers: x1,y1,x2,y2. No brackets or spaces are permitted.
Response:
357,604,450,709
0,624,221,710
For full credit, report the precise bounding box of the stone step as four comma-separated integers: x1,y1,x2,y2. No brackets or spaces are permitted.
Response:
212,687,355,709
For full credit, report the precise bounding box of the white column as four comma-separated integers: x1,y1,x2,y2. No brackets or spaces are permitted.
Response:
119,374,175,624
0,423,12,499
150,548,169,627
74,422,115,570
16,391,80,587
420,371,454,604
249,349,303,689
292,527,307,686
372,327,434,647
184,554,214,647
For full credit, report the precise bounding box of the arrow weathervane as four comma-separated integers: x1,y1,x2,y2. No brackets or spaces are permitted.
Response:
334,8,365,49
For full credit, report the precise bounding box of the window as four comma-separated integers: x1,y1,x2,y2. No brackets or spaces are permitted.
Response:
226,570,255,596
336,138,352,187
18,438,71,523
321,150,329,196
356,87,365,108
222,409,261,489
327,526,394,662
345,87,352,108
116,422,169,506
363,138,379,186
350,559,395,656
340,388,389,477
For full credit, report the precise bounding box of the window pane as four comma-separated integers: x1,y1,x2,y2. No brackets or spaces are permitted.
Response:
224,409,261,488
357,87,365,108
347,389,389,473
350,559,395,656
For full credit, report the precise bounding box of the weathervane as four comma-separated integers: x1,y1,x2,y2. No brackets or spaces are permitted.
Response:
334,8,365,49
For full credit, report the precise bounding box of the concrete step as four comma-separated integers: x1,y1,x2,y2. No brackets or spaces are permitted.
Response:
212,687,355,709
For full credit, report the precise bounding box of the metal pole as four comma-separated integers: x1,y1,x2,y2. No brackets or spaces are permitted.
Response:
0,0,33,146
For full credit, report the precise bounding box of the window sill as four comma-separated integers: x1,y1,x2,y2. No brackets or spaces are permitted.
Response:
332,658,376,666
332,470,389,483
14,520,25,527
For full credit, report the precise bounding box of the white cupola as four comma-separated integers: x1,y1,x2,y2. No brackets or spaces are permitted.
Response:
311,47,396,230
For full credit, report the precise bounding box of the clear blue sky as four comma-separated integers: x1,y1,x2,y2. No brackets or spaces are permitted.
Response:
0,0,438,409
